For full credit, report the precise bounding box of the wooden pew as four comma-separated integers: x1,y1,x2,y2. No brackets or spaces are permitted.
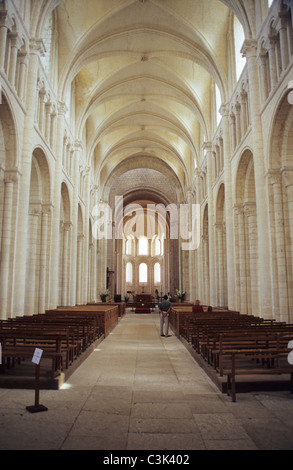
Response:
224,348,293,402
0,328,68,379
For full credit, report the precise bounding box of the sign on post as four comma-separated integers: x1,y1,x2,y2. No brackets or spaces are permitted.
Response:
26,348,48,413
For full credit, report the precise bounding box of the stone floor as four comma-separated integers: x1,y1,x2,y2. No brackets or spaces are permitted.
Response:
0,310,293,453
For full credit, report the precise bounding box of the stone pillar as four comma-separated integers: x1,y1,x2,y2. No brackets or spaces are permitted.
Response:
268,172,288,321
0,175,16,318
38,88,46,134
235,102,241,146
69,140,82,305
215,222,224,306
26,206,40,314
0,11,9,70
220,104,236,310
38,206,51,313
266,36,278,89
61,222,71,306
244,202,259,315
235,205,247,314
258,50,270,102
242,39,272,318
7,32,19,86
82,169,90,303
13,40,45,316
204,143,216,305
281,169,293,323
278,12,289,71
48,101,67,308
17,51,28,102
76,234,84,304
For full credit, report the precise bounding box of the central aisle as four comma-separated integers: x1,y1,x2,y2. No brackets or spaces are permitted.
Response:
1,311,293,451
60,311,257,450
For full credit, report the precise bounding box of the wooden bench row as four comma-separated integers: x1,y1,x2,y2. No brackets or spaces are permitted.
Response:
0,304,121,381
170,307,293,401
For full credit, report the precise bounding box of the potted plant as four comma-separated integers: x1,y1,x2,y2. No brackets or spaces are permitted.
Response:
176,289,186,302
100,289,109,302
124,294,130,305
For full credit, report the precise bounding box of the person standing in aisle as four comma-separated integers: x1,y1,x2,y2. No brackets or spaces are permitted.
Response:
159,295,172,337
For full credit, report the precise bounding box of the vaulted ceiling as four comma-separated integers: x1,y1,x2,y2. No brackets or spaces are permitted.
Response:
54,0,246,206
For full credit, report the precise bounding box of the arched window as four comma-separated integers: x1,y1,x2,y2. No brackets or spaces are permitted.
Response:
215,84,222,126
155,237,161,255
126,237,132,255
139,236,148,255
126,262,133,283
234,15,246,81
139,263,148,283
154,262,161,283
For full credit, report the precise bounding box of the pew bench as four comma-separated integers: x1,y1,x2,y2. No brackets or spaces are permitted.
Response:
223,349,293,402
0,345,64,379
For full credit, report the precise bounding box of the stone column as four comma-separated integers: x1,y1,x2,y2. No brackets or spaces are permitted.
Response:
69,140,82,305
26,206,41,314
7,32,19,87
235,102,241,146
17,51,28,102
257,50,270,102
13,39,43,315
266,36,278,89
242,39,273,318
244,202,259,315
204,142,216,305
184,188,196,301
220,104,236,310
268,172,288,321
38,205,51,313
281,169,293,323
38,88,46,134
235,204,247,314
215,222,224,306
0,173,17,318
0,11,9,71
61,222,71,306
82,169,90,303
278,11,289,72
76,234,84,304
48,101,67,308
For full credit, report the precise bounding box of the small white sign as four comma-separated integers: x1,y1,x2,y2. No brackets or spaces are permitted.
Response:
32,348,43,365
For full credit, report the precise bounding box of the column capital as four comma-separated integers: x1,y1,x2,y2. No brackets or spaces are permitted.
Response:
29,38,45,56
29,202,42,217
42,203,53,215
281,168,293,187
266,169,281,185
4,168,21,183
233,203,244,216
63,221,72,231
0,10,10,29
241,39,257,58
244,202,256,217
57,100,68,116
202,141,213,153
